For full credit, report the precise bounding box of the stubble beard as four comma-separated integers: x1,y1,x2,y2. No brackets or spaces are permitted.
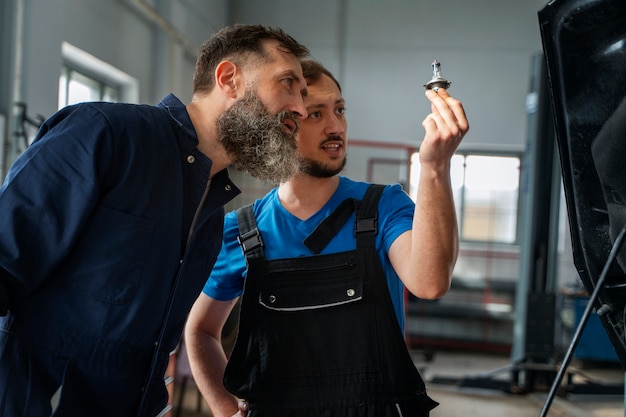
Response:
217,91,299,184
297,136,347,178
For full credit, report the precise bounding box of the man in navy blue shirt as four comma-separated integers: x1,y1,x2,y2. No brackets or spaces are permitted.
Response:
0,24,309,417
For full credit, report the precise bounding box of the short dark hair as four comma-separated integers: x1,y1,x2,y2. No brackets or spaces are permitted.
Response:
301,60,342,92
193,24,310,94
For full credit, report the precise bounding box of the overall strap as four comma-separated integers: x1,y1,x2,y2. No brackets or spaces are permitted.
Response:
303,198,357,254
355,184,385,249
303,184,386,254
236,203,265,263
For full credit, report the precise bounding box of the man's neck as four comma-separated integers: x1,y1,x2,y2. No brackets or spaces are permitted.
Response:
277,174,340,220
186,98,232,177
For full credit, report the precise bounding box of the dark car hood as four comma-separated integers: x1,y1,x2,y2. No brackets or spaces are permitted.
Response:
538,0,626,369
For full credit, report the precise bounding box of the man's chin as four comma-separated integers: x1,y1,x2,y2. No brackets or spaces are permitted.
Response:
298,158,346,178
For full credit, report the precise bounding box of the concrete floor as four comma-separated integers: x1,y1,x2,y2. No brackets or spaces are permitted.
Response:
172,350,625,417
420,351,624,417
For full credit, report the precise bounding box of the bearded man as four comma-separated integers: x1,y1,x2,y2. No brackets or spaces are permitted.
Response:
0,24,309,417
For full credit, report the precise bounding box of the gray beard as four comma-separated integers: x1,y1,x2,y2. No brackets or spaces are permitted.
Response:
217,91,299,184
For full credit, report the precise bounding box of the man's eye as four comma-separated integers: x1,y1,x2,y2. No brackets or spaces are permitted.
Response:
308,111,321,119
283,78,293,86
336,107,346,115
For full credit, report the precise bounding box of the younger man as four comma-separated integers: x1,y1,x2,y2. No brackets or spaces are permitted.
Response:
186,60,469,416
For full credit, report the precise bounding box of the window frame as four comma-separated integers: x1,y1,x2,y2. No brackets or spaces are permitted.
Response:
59,42,138,108
411,149,524,246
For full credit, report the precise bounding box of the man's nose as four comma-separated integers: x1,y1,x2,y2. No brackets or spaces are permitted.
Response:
290,99,307,120
326,115,345,136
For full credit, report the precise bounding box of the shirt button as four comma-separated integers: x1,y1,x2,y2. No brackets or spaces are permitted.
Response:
225,184,231,191
187,155,195,163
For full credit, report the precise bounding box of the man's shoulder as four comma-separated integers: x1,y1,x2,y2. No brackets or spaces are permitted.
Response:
90,101,164,119
224,188,278,222
50,101,165,134
338,177,396,199
338,178,412,213
337,176,370,196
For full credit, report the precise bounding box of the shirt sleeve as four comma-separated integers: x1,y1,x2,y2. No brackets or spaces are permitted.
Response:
379,183,415,252
377,184,415,330
0,104,113,313
202,210,247,300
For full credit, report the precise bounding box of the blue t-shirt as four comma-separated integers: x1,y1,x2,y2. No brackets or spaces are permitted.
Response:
203,176,415,330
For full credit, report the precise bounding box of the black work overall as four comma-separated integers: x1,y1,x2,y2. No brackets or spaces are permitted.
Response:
224,185,438,416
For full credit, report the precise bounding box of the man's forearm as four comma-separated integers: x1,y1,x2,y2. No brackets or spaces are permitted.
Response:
185,331,240,417
411,169,458,297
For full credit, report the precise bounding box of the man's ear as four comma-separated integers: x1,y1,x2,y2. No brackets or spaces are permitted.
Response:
215,61,240,99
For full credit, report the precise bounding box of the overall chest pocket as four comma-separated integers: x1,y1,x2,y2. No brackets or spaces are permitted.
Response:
255,252,381,382
259,267,362,311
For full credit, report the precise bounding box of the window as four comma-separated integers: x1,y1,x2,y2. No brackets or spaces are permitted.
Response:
59,42,138,109
58,66,120,108
410,152,521,244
